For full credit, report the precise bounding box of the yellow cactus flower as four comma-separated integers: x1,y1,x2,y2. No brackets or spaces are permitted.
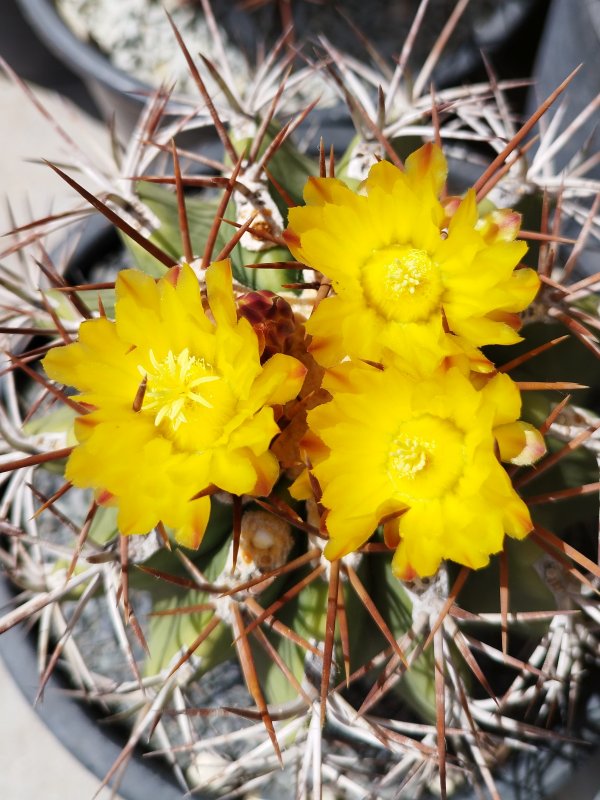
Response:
284,143,540,373
293,362,543,580
43,261,307,548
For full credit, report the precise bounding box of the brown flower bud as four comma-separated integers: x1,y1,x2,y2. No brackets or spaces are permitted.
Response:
237,291,296,360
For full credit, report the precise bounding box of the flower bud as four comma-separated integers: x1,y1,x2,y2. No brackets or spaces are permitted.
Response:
237,291,296,359
239,510,293,573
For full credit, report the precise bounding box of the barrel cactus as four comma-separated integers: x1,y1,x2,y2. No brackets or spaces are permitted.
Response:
1,6,599,799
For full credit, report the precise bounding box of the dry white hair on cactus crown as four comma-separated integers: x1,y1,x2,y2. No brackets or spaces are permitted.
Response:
56,0,244,96
55,0,338,114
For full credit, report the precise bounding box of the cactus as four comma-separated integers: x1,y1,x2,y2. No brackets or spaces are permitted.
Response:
0,4,599,799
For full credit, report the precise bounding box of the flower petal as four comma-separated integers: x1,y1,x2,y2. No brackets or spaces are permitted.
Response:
250,353,307,407
210,447,261,495
206,259,237,327
405,142,448,198
495,421,546,465
173,496,212,549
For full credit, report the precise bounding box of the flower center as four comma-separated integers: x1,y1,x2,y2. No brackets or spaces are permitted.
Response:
140,348,221,430
361,245,442,323
387,415,464,500
389,437,430,479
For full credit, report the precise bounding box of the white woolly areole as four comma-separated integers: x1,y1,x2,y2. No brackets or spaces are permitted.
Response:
346,140,384,183
234,166,284,252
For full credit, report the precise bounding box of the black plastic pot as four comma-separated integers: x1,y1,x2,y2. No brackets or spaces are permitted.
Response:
527,0,600,175
2,570,600,800
525,0,600,280
0,576,184,800
15,0,547,144
1,215,600,800
0,0,96,112
14,0,148,139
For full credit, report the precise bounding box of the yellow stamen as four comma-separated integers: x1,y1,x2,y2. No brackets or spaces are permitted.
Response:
386,415,464,499
140,348,220,430
361,245,442,323
389,437,430,479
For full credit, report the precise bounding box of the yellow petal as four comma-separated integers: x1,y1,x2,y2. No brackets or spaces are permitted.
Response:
477,208,523,244
206,259,237,327
495,421,546,465
306,295,360,367
173,496,211,549
405,142,448,197
115,269,163,348
498,267,540,310
284,205,325,261
503,494,533,540
296,212,367,285
247,449,280,496
250,353,307,407
118,498,160,536
363,159,404,195
175,263,212,329
391,539,420,581
447,188,478,233
397,503,445,578
482,372,522,427
289,468,313,501
303,175,361,208
227,407,278,455
450,314,523,347
210,446,261,495
324,511,375,560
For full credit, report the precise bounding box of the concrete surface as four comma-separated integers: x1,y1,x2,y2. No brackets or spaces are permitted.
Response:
0,75,121,800
0,76,107,235
0,658,122,800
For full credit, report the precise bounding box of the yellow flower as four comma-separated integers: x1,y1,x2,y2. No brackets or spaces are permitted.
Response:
293,362,543,579
43,261,307,548
284,143,539,373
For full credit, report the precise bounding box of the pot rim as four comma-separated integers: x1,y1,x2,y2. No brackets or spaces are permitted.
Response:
16,0,540,107
17,0,146,96
0,574,186,800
